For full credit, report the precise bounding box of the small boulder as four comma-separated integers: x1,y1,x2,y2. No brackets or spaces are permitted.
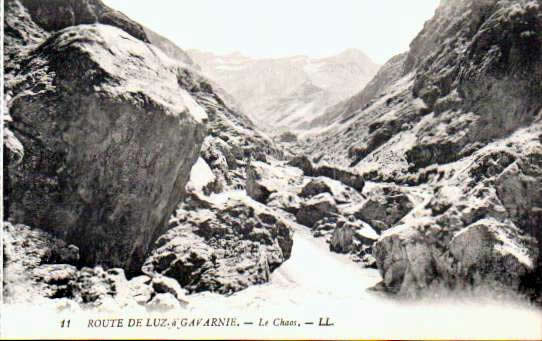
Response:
330,219,379,254
246,161,303,203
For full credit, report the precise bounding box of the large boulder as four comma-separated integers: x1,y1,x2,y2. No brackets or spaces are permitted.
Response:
313,164,365,191
347,184,414,232
143,193,294,295
5,24,207,273
246,161,304,203
296,193,339,228
300,177,363,204
374,218,536,297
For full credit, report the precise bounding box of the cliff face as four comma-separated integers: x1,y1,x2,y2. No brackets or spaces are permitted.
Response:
302,0,542,298
406,0,542,169
4,0,208,274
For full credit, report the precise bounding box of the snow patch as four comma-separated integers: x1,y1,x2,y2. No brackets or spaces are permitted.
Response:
186,157,215,192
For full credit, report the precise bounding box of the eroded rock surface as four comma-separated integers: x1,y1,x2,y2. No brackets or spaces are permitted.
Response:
345,183,415,232
143,193,293,295
5,23,207,273
374,136,542,297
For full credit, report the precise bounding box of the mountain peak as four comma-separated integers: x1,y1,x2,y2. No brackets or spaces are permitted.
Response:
336,48,371,61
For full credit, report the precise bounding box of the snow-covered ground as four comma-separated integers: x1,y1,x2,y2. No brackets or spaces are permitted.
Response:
3,208,542,339
186,222,542,339
2,187,541,339
2,220,542,339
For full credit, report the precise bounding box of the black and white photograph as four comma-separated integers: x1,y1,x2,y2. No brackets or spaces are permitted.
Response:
2,0,542,339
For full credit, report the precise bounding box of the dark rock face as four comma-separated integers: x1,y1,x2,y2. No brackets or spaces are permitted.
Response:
4,1,207,273
405,0,542,170
142,193,294,295
296,193,339,228
314,164,365,192
350,184,415,232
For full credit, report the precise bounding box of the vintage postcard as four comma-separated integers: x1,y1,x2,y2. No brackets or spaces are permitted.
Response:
2,0,542,339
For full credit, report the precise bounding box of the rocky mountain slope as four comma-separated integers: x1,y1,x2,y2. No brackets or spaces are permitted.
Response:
188,49,380,131
301,0,542,299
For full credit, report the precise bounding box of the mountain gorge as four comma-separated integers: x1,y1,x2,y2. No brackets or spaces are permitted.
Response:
3,0,542,324
188,49,380,132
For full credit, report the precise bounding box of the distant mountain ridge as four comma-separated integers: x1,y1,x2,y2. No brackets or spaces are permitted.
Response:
188,49,380,132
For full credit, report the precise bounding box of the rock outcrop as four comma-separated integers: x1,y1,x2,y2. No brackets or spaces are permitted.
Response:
345,183,415,232
142,193,293,295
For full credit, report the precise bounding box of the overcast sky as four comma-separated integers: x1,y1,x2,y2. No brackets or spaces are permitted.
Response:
102,0,440,64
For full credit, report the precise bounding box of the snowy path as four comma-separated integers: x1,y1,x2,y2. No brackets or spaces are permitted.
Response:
3,216,541,339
